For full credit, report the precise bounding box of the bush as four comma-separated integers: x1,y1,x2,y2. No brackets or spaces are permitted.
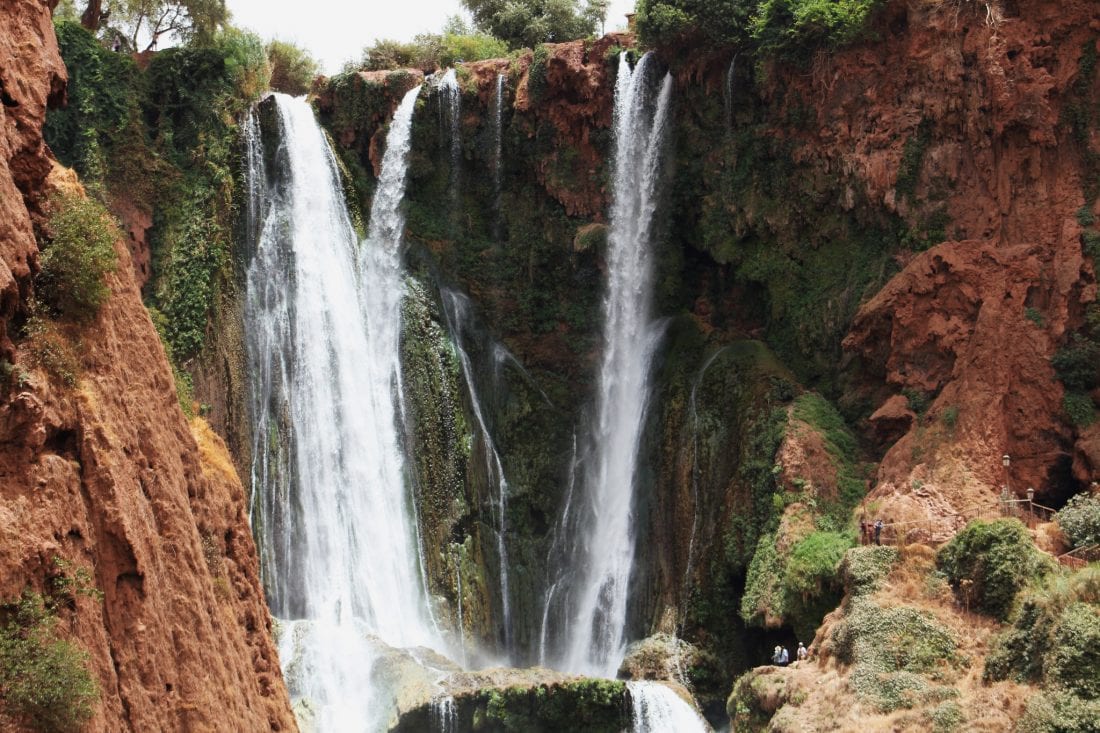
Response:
1052,334,1100,393
0,592,98,733
37,193,118,321
1057,493,1100,549
985,566,1100,688
783,530,851,597
267,40,319,96
1018,690,1100,733
936,519,1051,620
23,317,80,387
833,598,958,712
636,0,754,49
1064,392,1097,427
1047,602,1100,699
752,0,885,60
840,545,898,596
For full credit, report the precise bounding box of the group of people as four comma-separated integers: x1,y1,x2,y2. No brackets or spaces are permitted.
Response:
859,516,887,546
771,642,808,666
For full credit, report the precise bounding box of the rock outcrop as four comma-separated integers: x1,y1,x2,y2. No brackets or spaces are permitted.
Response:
0,0,65,357
0,1,296,730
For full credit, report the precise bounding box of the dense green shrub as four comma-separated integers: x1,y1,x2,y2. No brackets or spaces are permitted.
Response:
1047,602,1100,699
267,39,319,96
636,0,754,49
840,545,898,596
936,519,1051,620
37,193,118,321
832,598,959,711
783,530,850,597
752,0,884,59
1052,334,1100,393
44,21,142,187
1018,690,1100,733
985,566,1100,688
358,29,508,72
636,0,884,60
1057,493,1100,549
462,0,600,49
0,592,98,733
1064,392,1097,427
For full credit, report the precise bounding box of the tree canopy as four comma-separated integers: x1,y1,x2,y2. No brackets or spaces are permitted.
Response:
460,0,608,50
73,0,228,51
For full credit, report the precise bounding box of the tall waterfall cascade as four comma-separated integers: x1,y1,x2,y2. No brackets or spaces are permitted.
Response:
557,51,674,678
245,89,441,732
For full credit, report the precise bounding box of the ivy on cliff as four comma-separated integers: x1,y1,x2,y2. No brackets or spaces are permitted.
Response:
46,21,268,370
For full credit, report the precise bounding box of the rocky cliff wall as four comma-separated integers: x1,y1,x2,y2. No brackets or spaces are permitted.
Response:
0,2,296,730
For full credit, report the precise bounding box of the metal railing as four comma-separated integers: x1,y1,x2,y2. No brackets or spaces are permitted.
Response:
860,498,1071,550
1057,544,1100,570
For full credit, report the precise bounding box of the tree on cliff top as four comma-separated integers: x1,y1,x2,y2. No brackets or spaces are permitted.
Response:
72,0,228,50
461,0,608,49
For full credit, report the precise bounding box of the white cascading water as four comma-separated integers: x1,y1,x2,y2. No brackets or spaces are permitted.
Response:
491,73,505,237
245,89,439,732
439,69,461,206
724,54,738,130
629,681,711,732
440,288,513,652
559,52,674,677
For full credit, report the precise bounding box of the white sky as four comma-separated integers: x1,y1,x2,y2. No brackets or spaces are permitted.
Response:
227,0,637,74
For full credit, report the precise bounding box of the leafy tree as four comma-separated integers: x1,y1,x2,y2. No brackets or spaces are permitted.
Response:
461,0,604,49
83,0,228,51
636,0,755,48
267,40,319,96
360,30,508,72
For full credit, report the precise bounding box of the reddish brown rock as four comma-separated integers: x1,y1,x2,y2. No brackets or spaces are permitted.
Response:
795,0,1100,529
867,394,916,449
0,1,297,729
0,0,65,358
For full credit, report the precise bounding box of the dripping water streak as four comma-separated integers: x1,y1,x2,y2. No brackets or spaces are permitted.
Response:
560,52,674,677
724,54,738,130
440,288,513,654
491,73,505,239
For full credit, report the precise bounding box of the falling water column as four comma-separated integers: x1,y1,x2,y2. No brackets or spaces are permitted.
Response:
559,52,674,677
245,88,437,733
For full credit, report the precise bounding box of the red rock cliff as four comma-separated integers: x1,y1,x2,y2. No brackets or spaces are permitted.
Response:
0,1,297,730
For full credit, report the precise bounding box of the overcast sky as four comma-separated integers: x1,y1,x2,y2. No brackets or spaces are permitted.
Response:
227,0,638,74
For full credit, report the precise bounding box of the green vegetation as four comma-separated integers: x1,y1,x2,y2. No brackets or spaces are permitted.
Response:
637,0,885,60
47,20,269,369
0,559,102,733
895,120,933,199
936,519,1052,620
986,566,1100,731
23,316,81,388
91,0,229,52
461,0,605,49
37,193,118,321
841,545,899,596
790,392,867,520
1057,493,1100,549
481,679,628,730
267,39,319,96
832,598,960,711
358,28,509,71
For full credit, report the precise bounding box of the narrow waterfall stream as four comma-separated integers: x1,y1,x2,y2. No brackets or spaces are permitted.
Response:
245,89,441,732
439,288,513,653
559,51,674,678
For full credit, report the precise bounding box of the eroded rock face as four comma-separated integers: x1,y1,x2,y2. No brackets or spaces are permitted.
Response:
826,0,1100,525
0,2,297,729
0,0,65,357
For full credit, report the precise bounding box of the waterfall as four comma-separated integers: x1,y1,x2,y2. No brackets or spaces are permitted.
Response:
440,288,513,653
439,69,461,207
557,52,674,677
491,73,505,238
431,694,458,733
629,682,711,733
724,54,738,130
245,88,437,732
